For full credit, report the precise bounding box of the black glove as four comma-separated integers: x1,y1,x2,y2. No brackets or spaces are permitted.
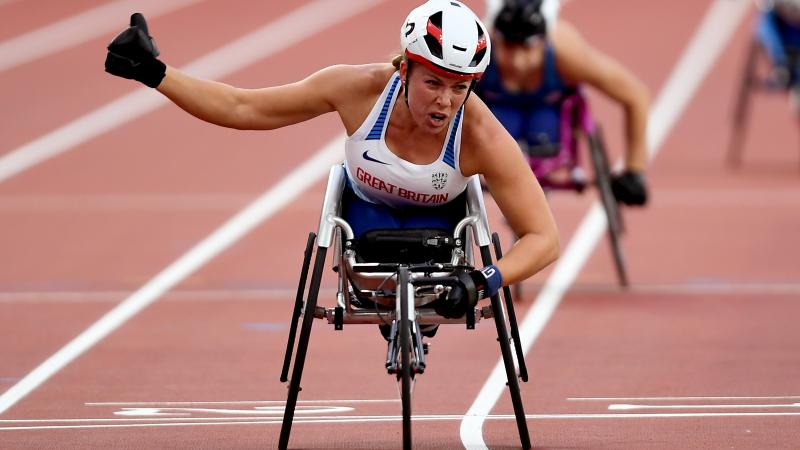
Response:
105,13,166,88
434,265,503,319
770,63,792,90
610,170,648,206
435,271,479,319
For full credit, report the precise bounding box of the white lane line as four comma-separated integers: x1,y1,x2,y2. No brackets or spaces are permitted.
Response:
0,0,202,73
112,405,354,416
459,1,753,448
85,399,399,406
0,0,384,184
570,395,800,401
572,283,800,296
4,411,800,431
0,133,345,415
609,403,800,410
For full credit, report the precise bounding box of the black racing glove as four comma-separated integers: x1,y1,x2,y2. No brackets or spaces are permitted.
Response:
435,266,502,319
770,63,792,90
610,170,648,206
105,13,166,88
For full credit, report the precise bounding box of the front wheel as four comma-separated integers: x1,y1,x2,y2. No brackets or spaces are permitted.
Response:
397,266,412,450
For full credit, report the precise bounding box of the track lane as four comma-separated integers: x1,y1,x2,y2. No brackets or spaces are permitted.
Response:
0,0,392,421
0,0,304,159
478,3,800,448
0,0,98,42
5,0,800,449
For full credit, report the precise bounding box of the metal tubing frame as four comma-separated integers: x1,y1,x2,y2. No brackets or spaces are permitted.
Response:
728,38,760,167
491,232,528,382
278,246,328,450
479,245,531,449
280,232,317,383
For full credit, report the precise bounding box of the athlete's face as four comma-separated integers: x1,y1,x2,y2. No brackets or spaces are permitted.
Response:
494,35,545,80
401,61,471,134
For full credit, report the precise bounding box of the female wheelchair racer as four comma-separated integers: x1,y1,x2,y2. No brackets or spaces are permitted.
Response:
104,1,559,448
104,2,558,311
757,0,800,99
477,0,651,206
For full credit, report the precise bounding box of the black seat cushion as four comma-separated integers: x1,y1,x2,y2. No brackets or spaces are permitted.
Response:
355,228,459,264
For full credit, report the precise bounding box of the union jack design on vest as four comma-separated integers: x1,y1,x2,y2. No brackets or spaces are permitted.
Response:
431,171,448,190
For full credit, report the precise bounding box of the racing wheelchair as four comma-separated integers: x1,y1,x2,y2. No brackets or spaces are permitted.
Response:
729,22,800,169
506,89,628,292
278,166,531,450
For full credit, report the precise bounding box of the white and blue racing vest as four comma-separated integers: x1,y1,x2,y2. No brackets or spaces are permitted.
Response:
344,72,470,208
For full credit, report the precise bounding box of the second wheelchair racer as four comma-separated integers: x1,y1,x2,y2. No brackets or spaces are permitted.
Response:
104,1,559,317
757,0,800,109
477,0,650,205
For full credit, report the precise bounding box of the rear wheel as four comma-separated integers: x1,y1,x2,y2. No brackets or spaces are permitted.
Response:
588,127,629,287
729,39,760,167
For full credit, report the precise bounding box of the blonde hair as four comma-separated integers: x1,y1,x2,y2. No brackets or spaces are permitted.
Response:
391,53,406,70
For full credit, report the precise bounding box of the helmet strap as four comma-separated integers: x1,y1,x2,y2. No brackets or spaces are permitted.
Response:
462,79,478,107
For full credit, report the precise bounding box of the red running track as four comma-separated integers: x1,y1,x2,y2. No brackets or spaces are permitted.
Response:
1,0,799,449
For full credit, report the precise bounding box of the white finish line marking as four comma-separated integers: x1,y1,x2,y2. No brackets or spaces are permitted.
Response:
85,399,399,406
459,1,753,448
609,403,800,411
569,395,800,401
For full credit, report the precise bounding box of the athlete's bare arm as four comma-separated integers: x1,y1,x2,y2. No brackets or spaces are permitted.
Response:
460,96,560,285
156,64,391,132
552,21,650,171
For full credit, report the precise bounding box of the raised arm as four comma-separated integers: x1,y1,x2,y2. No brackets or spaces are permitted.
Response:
104,13,358,131
157,65,351,130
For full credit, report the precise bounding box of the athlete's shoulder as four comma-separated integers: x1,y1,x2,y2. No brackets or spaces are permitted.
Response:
461,94,505,151
549,20,600,84
304,63,395,115
551,20,584,48
313,63,395,95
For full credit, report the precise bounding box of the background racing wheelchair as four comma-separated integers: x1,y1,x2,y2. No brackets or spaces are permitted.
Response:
278,165,532,450
729,0,800,169
496,88,628,294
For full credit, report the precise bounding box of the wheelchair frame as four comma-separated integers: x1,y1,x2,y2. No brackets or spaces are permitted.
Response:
729,36,800,169
512,90,628,290
278,166,531,450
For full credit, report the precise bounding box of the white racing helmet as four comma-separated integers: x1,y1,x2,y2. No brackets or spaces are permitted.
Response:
400,0,491,80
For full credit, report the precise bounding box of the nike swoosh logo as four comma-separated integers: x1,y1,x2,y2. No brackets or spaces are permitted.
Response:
362,150,389,165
